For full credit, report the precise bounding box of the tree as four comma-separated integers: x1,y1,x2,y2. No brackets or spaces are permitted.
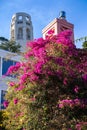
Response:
0,37,8,42
0,40,21,53
82,41,87,49
3,30,87,130
75,36,87,49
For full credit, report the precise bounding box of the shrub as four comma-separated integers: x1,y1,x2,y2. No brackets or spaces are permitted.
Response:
4,30,87,130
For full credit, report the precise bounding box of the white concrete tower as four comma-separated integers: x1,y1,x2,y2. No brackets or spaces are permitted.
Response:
10,12,33,51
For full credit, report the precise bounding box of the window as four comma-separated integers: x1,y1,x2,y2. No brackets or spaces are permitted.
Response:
26,22,30,25
60,26,68,32
2,58,17,76
17,21,23,24
1,90,7,109
26,16,30,25
26,16,30,21
18,16,22,20
17,27,23,39
26,28,30,40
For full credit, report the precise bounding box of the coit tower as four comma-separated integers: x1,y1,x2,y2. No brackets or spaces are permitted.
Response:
10,12,33,51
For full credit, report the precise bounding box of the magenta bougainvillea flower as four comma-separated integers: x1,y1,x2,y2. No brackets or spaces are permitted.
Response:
3,100,9,108
9,81,15,87
6,62,21,75
47,29,54,34
13,98,18,104
74,85,79,93
4,30,87,130
82,74,87,82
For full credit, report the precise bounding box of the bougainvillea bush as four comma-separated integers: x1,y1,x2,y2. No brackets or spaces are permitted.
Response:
0,110,8,130
3,30,87,130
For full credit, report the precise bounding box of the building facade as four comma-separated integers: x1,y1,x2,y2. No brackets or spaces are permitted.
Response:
0,49,21,109
10,12,33,51
42,11,74,42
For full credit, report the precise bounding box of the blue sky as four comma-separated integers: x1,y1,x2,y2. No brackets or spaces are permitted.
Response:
0,0,87,48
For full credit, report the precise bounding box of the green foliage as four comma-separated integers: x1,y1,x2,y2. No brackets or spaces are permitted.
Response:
3,30,87,130
0,110,8,130
0,40,21,53
0,37,8,41
82,41,87,49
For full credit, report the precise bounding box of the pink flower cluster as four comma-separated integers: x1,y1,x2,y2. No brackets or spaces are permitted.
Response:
7,30,80,84
6,30,87,118
3,100,9,108
25,38,47,59
56,30,75,48
15,84,25,91
58,98,87,108
82,74,87,83
45,29,55,39
14,98,18,104
30,97,36,101
9,81,15,87
47,29,54,35
74,85,79,93
15,112,24,118
76,122,87,130
7,62,21,75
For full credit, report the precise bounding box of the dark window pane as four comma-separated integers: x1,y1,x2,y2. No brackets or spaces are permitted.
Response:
1,90,7,109
2,58,17,75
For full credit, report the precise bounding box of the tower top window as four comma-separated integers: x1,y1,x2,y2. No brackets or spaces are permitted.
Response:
26,16,30,21
18,16,23,20
17,27,23,39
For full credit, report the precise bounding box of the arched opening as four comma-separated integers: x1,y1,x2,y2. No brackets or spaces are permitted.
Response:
26,28,30,40
26,16,30,21
18,16,23,20
17,27,23,39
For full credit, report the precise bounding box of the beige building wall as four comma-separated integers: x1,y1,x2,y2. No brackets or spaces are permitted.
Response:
42,11,74,42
